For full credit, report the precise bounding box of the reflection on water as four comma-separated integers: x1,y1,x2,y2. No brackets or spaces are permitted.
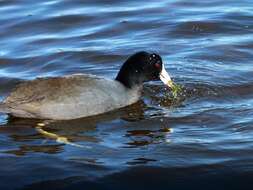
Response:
1,0,253,189
0,97,174,156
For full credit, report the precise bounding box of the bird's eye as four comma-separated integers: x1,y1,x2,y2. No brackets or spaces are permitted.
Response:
155,63,161,68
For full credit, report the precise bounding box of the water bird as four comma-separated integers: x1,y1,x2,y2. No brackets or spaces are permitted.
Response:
0,51,173,120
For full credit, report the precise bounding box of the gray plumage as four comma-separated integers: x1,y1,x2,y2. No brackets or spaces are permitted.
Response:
0,74,141,120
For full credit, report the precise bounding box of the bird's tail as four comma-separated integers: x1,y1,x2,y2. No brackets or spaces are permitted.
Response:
0,103,11,113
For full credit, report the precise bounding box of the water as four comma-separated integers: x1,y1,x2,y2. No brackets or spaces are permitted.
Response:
0,0,253,189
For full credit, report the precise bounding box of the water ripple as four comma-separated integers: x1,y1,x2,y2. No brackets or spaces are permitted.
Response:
0,0,253,189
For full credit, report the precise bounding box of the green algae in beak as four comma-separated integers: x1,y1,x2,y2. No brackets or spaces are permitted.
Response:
159,64,183,98
170,83,183,98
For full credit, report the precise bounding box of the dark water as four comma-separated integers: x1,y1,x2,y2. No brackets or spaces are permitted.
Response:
0,0,253,189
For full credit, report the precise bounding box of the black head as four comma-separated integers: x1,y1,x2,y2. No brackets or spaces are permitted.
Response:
115,51,170,88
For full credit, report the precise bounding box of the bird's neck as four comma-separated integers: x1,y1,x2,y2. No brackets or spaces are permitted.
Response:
115,67,144,89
